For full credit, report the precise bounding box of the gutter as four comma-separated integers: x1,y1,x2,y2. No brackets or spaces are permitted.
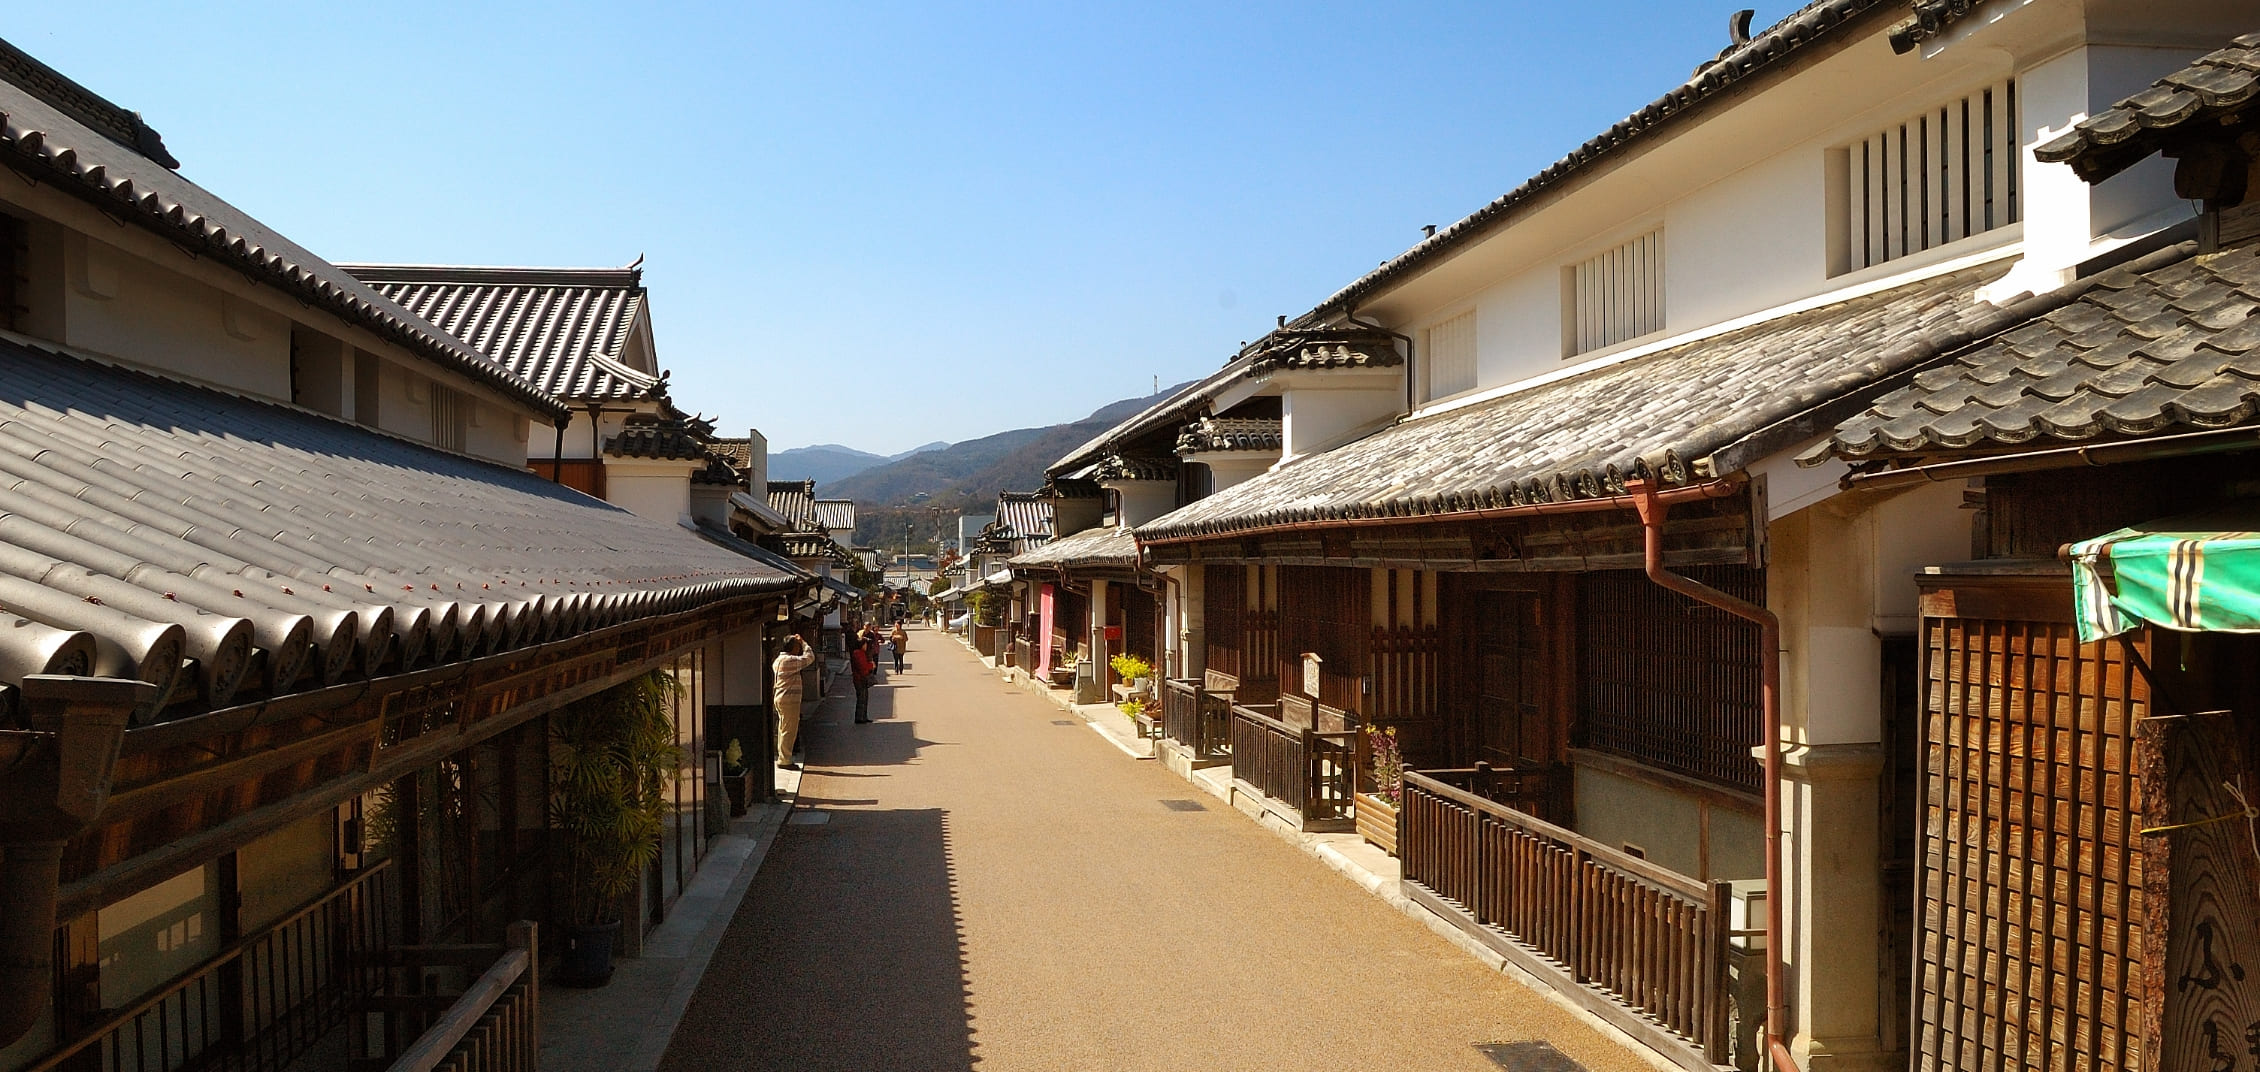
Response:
1632,485,1798,1072
0,676,156,1047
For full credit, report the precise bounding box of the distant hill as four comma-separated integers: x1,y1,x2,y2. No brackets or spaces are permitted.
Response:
771,441,947,485
831,382,1195,544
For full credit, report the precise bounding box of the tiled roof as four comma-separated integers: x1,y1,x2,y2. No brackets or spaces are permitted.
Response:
1247,326,1404,373
708,437,753,469
767,480,817,525
2035,32,2260,184
691,456,741,486
1818,242,2260,458
996,493,1054,543
345,265,658,404
0,53,567,421
1009,526,1139,570
777,532,852,565
1304,0,1889,320
1177,416,1283,455
1093,455,1180,483
813,500,856,532
0,334,799,723
1141,259,2020,542
1886,0,1985,53
606,419,711,461
0,36,175,167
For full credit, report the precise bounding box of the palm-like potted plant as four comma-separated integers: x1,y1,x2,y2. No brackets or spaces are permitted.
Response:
551,671,679,986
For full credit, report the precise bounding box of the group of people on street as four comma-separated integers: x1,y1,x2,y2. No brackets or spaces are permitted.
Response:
769,620,910,768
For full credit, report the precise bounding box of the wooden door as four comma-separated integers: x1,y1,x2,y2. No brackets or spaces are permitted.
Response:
1472,590,1549,769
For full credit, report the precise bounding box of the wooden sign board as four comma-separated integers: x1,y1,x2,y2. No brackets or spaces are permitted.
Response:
2139,707,2260,1072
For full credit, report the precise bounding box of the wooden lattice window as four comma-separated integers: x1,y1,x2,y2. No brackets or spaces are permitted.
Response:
1565,229,1664,356
1278,565,1370,714
1205,564,1243,680
1914,596,2147,1072
1837,79,2019,273
1576,566,1763,792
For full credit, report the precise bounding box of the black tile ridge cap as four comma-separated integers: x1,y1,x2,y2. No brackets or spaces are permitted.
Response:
0,36,176,168
336,263,644,290
1297,0,1893,325
0,116,569,422
1777,239,2202,469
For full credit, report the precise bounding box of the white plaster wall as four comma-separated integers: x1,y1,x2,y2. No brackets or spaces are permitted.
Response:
98,866,219,1011
1282,386,1399,461
1870,480,1973,634
718,626,768,707
691,484,733,529
1193,454,1276,492
605,461,697,524
236,810,335,932
1571,765,1765,881
64,234,291,400
1105,479,1176,529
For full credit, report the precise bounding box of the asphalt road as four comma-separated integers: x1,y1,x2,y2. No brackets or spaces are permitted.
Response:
659,627,1652,1072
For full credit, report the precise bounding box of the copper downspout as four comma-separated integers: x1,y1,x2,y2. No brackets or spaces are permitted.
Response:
1633,484,1798,1072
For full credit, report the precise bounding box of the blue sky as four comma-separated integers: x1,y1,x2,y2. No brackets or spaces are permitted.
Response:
9,2,1797,455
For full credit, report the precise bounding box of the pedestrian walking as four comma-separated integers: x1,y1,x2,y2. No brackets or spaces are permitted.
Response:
771,635,816,767
888,621,908,672
851,628,878,724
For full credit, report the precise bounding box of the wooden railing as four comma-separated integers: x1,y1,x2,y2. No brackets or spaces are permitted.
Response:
1399,769,1732,1064
1160,679,1231,763
382,922,539,1072
28,860,396,1072
1229,702,1354,829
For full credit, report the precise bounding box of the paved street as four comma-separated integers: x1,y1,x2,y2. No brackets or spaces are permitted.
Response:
660,627,1651,1072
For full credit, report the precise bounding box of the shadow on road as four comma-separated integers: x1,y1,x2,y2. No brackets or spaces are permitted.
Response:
658,804,974,1072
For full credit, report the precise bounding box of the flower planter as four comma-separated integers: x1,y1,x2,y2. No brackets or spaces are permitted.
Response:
1355,791,1399,856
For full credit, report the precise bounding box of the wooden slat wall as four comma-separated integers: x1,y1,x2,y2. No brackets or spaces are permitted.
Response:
1916,611,2148,1072
1205,564,1243,680
1279,565,1371,715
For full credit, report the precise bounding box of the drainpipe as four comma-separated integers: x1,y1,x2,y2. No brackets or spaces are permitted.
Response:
0,675,157,1046
1342,306,1416,418
1632,484,1797,1072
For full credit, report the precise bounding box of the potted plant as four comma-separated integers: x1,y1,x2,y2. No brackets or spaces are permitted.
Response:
1109,653,1154,695
550,670,679,987
719,738,753,817
1355,724,1404,856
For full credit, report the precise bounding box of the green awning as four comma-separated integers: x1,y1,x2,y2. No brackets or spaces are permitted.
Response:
2070,507,2260,642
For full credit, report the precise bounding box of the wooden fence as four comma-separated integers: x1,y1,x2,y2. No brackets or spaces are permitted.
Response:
27,861,395,1072
1399,769,1732,1067
1229,702,1354,830
381,922,539,1072
1160,678,1231,764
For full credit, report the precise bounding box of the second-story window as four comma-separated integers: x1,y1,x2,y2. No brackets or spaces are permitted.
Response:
1565,228,1665,357
429,383,469,452
1836,78,2020,273
1422,310,1476,401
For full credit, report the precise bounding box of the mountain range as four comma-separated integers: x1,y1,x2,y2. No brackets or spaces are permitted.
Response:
769,441,949,485
818,383,1195,546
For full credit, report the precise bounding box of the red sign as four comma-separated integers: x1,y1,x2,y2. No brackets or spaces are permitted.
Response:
1103,626,1122,642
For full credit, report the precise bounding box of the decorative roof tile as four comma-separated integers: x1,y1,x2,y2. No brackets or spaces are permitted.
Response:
2035,33,2260,183
1819,242,2260,459
1177,416,1284,456
1246,327,1403,374
605,418,711,461
1093,454,1180,483
1886,0,1987,54
1142,260,2018,542
345,265,658,404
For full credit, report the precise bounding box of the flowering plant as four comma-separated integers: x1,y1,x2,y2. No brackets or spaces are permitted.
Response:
1364,724,1405,805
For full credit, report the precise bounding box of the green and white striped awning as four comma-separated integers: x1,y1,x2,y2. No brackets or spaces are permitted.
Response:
2070,509,2260,642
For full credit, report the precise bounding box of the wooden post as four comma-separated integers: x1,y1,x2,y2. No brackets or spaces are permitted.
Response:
508,921,539,1069
2137,707,2260,1072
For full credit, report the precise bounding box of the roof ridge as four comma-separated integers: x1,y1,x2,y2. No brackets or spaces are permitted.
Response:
0,35,176,168
337,263,644,289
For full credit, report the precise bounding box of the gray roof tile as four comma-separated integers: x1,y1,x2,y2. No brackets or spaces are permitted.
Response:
1140,260,2012,542
0,60,566,420
1824,243,2260,459
0,334,797,724
1008,526,1137,570
345,265,657,404
2035,32,2260,182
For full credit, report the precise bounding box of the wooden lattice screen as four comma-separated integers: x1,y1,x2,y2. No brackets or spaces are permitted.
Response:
1205,564,1244,681
1278,565,1370,714
1916,598,2149,1072
1577,567,1764,792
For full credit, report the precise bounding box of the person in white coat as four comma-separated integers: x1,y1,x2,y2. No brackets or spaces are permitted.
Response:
771,635,817,768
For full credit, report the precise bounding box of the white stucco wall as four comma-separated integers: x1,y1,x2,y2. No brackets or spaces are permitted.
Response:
63,233,292,400
605,459,699,524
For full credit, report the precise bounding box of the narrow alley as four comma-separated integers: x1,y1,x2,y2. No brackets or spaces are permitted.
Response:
659,628,1653,1072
